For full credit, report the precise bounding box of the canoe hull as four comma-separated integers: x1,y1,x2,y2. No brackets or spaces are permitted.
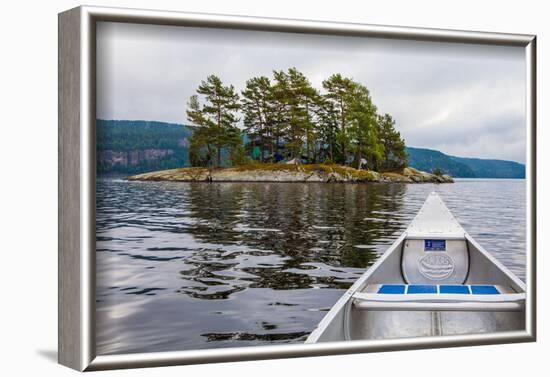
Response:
306,194,526,344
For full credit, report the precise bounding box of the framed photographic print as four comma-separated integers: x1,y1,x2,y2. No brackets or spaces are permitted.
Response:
58,5,536,371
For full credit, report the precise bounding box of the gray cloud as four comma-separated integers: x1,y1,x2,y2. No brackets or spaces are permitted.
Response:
97,22,526,163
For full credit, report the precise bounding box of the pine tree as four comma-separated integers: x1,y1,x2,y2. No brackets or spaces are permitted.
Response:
241,76,273,162
377,113,408,170
315,96,339,162
272,70,304,159
186,75,241,167
186,70,409,172
322,74,357,165
187,95,214,166
348,83,383,169
287,68,319,162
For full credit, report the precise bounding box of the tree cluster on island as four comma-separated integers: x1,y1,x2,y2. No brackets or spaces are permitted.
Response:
186,68,408,171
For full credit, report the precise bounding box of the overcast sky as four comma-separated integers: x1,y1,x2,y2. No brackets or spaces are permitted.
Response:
97,22,526,163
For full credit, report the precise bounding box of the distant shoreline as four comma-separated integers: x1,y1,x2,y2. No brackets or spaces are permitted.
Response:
127,164,453,184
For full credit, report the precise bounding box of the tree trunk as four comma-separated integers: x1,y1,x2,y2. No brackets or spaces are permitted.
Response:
305,102,310,163
306,135,310,162
217,101,222,167
256,101,265,163
269,130,274,157
259,134,264,162
340,99,346,165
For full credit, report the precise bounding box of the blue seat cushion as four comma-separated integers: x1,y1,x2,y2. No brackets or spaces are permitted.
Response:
376,284,500,295
407,285,437,294
378,284,406,294
471,285,500,294
439,285,470,294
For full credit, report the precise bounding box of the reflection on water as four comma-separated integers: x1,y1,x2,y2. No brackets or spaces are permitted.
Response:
96,179,525,355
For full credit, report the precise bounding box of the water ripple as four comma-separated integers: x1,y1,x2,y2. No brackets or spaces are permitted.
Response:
96,178,526,355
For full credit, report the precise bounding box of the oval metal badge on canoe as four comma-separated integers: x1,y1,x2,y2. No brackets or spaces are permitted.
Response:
418,253,455,280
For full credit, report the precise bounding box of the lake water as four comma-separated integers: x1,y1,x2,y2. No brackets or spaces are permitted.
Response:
95,178,526,355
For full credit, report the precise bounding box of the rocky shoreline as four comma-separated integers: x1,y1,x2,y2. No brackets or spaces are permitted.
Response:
127,164,453,184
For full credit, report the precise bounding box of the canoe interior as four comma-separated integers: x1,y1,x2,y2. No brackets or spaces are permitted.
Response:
308,237,525,343
349,310,524,340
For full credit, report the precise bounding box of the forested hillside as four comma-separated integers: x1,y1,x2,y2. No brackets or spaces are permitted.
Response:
96,119,192,174
96,122,524,178
407,147,525,178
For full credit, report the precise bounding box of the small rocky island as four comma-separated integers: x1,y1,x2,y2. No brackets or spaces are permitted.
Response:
123,71,456,185
128,164,453,183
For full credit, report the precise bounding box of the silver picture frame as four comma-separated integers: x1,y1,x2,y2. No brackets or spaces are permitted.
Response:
58,5,537,371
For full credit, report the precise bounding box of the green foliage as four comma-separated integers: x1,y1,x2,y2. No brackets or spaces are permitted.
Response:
286,68,320,161
96,120,192,174
229,142,249,166
97,119,192,151
315,96,339,162
187,75,241,167
97,118,524,179
322,74,357,164
406,147,473,177
377,114,408,171
407,147,525,178
186,70,408,172
346,83,379,169
432,167,444,177
188,125,214,167
241,76,274,162
270,68,319,160
451,157,525,178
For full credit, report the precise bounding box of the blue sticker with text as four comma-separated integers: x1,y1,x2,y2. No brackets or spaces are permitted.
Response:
424,239,446,251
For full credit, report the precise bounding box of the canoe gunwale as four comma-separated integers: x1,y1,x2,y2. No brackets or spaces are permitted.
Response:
465,233,526,292
345,232,408,293
305,233,407,344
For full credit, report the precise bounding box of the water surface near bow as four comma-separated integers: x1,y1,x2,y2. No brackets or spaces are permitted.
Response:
96,178,525,354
